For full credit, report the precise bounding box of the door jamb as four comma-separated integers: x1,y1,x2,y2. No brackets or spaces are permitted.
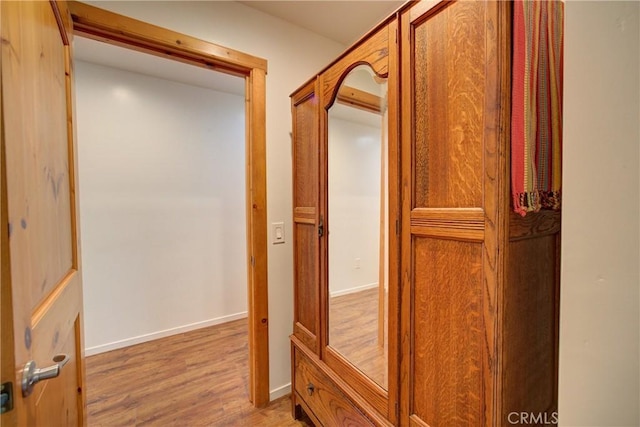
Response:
67,1,270,407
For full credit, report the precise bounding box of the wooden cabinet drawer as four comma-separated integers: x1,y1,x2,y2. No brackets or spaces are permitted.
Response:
294,349,374,427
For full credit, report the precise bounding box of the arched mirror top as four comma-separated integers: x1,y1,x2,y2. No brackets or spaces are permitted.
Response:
320,23,391,108
325,62,388,112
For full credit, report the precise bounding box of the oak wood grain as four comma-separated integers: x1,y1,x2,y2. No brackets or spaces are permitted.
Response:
291,1,560,426
413,0,485,209
401,2,523,426
412,238,484,426
320,25,390,109
410,207,485,241
294,351,374,427
291,338,393,427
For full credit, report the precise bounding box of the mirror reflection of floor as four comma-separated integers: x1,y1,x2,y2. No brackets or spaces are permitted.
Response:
328,287,388,389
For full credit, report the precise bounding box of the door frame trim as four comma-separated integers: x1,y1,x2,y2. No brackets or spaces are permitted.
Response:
67,1,270,407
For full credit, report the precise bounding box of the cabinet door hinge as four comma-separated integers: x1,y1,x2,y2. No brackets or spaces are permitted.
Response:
318,217,324,237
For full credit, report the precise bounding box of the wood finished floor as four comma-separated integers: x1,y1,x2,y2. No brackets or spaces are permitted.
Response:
85,319,312,426
329,287,388,389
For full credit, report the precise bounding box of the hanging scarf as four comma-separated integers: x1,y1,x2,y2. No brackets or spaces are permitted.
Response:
511,0,564,216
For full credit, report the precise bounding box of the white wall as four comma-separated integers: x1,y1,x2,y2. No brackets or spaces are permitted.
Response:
328,114,382,296
76,61,247,355
83,0,345,398
560,2,640,426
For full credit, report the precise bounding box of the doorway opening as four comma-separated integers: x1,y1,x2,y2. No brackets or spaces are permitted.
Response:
69,2,270,407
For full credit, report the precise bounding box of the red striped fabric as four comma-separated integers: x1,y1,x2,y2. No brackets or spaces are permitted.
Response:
511,0,564,216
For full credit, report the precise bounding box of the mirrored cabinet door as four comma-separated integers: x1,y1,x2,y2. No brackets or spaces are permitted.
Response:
327,64,389,390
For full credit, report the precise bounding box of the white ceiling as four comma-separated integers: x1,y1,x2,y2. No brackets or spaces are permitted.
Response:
238,1,405,45
73,1,405,94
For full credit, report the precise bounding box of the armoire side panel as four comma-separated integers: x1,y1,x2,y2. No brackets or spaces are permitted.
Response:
292,83,320,350
411,237,484,425
501,232,560,424
412,1,486,208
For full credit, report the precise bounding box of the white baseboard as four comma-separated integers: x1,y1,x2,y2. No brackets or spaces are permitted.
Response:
270,383,291,401
85,311,248,356
330,282,378,298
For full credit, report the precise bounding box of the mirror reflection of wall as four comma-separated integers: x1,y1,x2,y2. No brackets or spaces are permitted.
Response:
327,65,388,389
328,107,381,296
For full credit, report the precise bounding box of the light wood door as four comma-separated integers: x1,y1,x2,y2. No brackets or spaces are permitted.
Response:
1,1,86,425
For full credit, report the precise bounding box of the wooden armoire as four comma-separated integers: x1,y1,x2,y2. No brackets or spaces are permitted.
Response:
290,1,561,426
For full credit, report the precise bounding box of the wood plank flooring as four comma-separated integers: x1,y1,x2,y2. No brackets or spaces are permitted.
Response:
85,319,312,426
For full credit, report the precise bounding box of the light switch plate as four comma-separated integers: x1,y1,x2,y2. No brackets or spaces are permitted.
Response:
272,222,285,244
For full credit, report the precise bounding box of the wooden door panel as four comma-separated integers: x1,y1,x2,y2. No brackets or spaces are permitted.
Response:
34,318,81,426
294,224,318,336
401,2,499,425
411,237,484,426
4,0,75,305
292,81,320,351
293,93,319,208
2,0,86,424
411,1,485,209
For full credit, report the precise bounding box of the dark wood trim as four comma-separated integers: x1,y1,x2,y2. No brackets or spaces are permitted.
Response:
509,210,561,241
67,1,270,407
492,1,514,423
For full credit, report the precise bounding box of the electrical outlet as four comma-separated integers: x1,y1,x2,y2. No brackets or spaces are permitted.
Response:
355,258,361,269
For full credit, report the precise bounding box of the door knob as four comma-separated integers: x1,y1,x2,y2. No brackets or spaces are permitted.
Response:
21,354,70,397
